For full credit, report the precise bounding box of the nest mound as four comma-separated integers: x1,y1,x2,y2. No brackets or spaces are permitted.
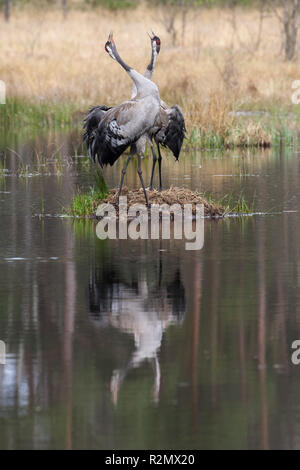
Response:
101,187,225,218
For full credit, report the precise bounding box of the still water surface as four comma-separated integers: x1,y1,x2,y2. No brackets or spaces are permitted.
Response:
0,130,300,449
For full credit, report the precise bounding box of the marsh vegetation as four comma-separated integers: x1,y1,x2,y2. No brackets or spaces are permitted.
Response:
1,2,300,450
1,2,300,148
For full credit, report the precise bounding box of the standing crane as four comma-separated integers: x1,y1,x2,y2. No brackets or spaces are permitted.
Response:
86,32,161,207
84,34,161,165
130,33,186,191
84,33,161,205
149,101,186,191
83,32,186,197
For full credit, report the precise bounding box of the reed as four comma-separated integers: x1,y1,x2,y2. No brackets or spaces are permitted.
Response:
1,4,299,147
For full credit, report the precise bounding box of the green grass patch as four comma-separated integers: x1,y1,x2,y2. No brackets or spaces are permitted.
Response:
186,120,272,150
67,168,109,217
2,97,299,151
187,128,226,149
0,98,77,129
204,191,255,215
186,110,300,150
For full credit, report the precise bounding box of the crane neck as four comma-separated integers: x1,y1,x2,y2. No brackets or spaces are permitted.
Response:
113,46,153,97
145,47,158,80
130,46,158,99
113,47,131,73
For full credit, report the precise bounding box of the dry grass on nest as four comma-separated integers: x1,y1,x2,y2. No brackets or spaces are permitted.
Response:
100,186,225,218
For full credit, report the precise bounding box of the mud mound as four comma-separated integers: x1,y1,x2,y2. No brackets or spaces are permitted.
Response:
100,187,225,218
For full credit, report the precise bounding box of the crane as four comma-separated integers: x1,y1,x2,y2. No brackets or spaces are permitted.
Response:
84,33,161,168
130,33,186,191
85,32,161,207
83,32,186,199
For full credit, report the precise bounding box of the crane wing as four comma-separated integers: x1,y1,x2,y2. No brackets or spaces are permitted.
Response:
93,101,139,167
163,105,186,160
83,105,111,161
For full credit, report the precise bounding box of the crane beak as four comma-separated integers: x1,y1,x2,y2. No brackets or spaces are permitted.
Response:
148,30,161,53
108,31,114,44
105,31,116,57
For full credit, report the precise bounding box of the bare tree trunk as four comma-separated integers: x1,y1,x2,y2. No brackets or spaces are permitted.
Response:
4,0,10,23
62,0,68,19
283,0,299,61
166,7,177,46
159,2,179,46
253,1,265,53
267,0,300,61
181,1,188,47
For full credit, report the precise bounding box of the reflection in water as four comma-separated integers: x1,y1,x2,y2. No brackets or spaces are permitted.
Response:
257,219,268,450
2,130,300,448
89,252,185,404
63,231,76,450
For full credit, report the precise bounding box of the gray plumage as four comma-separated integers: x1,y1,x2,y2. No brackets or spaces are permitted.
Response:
127,35,186,189
158,102,186,160
84,34,160,172
84,33,160,206
93,97,159,167
84,34,161,166
82,33,186,198
83,105,111,160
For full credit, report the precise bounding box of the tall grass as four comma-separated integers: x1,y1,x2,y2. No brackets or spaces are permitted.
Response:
1,5,299,146
0,98,76,129
68,168,109,216
205,191,255,215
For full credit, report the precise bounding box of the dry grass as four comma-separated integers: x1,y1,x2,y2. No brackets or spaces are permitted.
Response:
0,3,299,140
101,186,225,217
224,121,272,148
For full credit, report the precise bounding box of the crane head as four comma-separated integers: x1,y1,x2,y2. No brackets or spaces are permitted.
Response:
105,31,117,60
148,31,161,55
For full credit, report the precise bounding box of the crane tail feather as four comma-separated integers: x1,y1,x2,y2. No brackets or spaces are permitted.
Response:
163,105,186,160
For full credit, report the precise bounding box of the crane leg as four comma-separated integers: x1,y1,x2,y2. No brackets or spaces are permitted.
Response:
152,356,161,404
117,154,132,204
157,144,163,191
149,143,157,190
137,155,150,208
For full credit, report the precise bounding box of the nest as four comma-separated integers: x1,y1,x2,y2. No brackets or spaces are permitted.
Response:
100,186,225,218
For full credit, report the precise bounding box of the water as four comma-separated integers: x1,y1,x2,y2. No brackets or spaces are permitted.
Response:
0,130,300,449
